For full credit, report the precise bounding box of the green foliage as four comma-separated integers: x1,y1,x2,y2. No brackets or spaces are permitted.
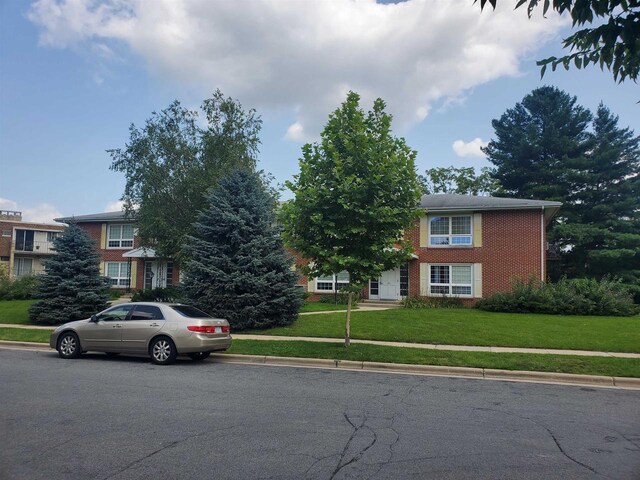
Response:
28,223,110,325
486,88,640,295
318,292,360,306
109,90,262,258
107,289,123,300
131,287,181,303
477,0,640,83
282,91,423,290
477,277,638,316
401,295,463,309
181,169,303,331
420,166,500,195
0,266,37,300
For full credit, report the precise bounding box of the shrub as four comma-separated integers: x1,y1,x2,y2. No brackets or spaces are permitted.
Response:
131,287,181,303
477,276,638,316
401,295,463,309
318,292,360,306
0,265,40,300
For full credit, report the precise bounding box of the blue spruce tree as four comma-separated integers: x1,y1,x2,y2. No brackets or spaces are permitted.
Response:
181,170,303,330
29,223,110,325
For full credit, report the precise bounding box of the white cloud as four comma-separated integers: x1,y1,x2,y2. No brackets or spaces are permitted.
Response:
452,138,488,158
28,0,567,139
0,198,19,211
104,200,125,212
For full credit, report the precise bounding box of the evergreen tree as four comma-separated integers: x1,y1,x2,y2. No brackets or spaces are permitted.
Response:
29,223,110,325
181,169,303,330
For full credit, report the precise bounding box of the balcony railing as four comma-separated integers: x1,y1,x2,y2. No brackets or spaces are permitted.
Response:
12,267,46,278
14,241,56,254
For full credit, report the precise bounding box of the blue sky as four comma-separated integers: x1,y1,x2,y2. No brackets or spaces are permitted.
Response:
1,0,638,223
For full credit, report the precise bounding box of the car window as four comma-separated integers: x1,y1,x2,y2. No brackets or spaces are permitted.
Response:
170,305,212,318
97,305,133,322
129,305,165,321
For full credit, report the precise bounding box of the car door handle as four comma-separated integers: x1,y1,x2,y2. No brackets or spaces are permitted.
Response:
150,323,159,327
113,324,122,328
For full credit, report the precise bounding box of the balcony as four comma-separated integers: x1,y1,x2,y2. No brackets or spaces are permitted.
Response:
12,267,45,278
14,240,56,254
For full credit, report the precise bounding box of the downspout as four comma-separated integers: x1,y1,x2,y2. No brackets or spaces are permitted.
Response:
541,206,545,282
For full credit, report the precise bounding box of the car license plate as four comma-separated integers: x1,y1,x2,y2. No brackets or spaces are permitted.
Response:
214,326,222,333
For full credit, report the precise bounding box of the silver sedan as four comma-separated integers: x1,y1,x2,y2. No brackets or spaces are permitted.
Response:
50,302,232,365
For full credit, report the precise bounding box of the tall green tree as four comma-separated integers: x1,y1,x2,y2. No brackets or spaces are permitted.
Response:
181,170,303,331
282,92,422,346
477,0,640,83
109,90,261,258
420,166,500,195
29,223,110,325
485,88,640,299
484,86,592,222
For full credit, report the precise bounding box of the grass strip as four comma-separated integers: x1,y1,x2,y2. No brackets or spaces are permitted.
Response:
0,327,50,343
257,308,640,353
0,300,36,324
226,339,640,378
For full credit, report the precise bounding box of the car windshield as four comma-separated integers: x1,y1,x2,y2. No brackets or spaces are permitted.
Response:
170,305,213,318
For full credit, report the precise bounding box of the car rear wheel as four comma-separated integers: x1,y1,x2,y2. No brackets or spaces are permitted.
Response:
57,332,81,359
150,337,177,365
188,352,210,361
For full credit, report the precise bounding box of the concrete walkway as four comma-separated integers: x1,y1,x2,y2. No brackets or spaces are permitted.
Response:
2,323,639,359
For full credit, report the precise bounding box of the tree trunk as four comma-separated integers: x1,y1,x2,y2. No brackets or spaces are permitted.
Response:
345,291,352,347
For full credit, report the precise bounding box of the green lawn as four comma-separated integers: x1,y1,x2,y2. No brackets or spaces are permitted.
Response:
227,340,640,378
0,300,36,324
0,327,50,343
251,308,640,353
300,302,357,313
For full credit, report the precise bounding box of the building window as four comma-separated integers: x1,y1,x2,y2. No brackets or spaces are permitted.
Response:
400,263,409,297
2,230,10,237
0,256,9,262
46,232,59,242
429,264,472,297
166,261,174,286
15,229,34,251
106,262,130,287
429,216,472,246
316,271,349,291
107,224,134,248
14,258,33,277
369,278,379,296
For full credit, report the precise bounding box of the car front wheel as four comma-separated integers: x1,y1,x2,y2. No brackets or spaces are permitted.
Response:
149,337,177,365
57,332,81,359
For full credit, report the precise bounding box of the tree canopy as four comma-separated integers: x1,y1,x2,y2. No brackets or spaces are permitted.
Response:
420,166,499,195
484,87,640,299
477,0,640,83
109,90,261,258
181,169,303,331
281,91,422,344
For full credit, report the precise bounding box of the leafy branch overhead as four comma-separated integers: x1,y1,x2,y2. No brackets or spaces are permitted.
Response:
476,0,640,82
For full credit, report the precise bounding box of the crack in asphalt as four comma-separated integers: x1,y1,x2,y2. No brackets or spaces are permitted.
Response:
474,407,610,478
329,412,377,480
99,430,208,480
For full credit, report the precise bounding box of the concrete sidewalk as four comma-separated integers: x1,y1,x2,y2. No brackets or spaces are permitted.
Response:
2,323,639,359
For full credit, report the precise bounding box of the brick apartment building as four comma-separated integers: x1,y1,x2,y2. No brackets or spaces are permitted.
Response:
55,211,179,292
56,194,560,301
0,210,65,278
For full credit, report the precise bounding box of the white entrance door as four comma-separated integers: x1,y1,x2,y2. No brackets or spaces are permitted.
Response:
379,268,400,300
144,261,167,290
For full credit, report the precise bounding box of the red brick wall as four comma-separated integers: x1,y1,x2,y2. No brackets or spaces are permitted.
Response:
0,220,64,258
406,210,544,300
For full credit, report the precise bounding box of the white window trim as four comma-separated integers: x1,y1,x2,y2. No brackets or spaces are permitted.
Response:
107,224,134,249
315,273,349,292
428,263,473,298
106,261,130,288
428,214,473,248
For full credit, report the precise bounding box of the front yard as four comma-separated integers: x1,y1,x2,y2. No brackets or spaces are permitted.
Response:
251,308,640,353
0,300,35,325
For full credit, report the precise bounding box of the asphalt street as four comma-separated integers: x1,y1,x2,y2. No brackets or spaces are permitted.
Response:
1,348,639,480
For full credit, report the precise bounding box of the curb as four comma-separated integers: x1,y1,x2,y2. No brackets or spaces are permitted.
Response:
210,353,640,390
1,341,639,390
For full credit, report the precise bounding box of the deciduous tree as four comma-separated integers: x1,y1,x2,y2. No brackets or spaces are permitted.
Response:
282,92,422,345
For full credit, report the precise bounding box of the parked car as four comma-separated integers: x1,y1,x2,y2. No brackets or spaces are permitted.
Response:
50,303,232,365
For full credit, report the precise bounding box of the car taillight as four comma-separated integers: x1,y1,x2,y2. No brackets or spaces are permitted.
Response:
187,325,230,334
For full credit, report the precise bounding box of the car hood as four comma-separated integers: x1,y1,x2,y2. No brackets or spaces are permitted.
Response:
53,318,91,332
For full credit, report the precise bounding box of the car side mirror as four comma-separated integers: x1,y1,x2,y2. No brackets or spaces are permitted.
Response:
91,315,98,323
